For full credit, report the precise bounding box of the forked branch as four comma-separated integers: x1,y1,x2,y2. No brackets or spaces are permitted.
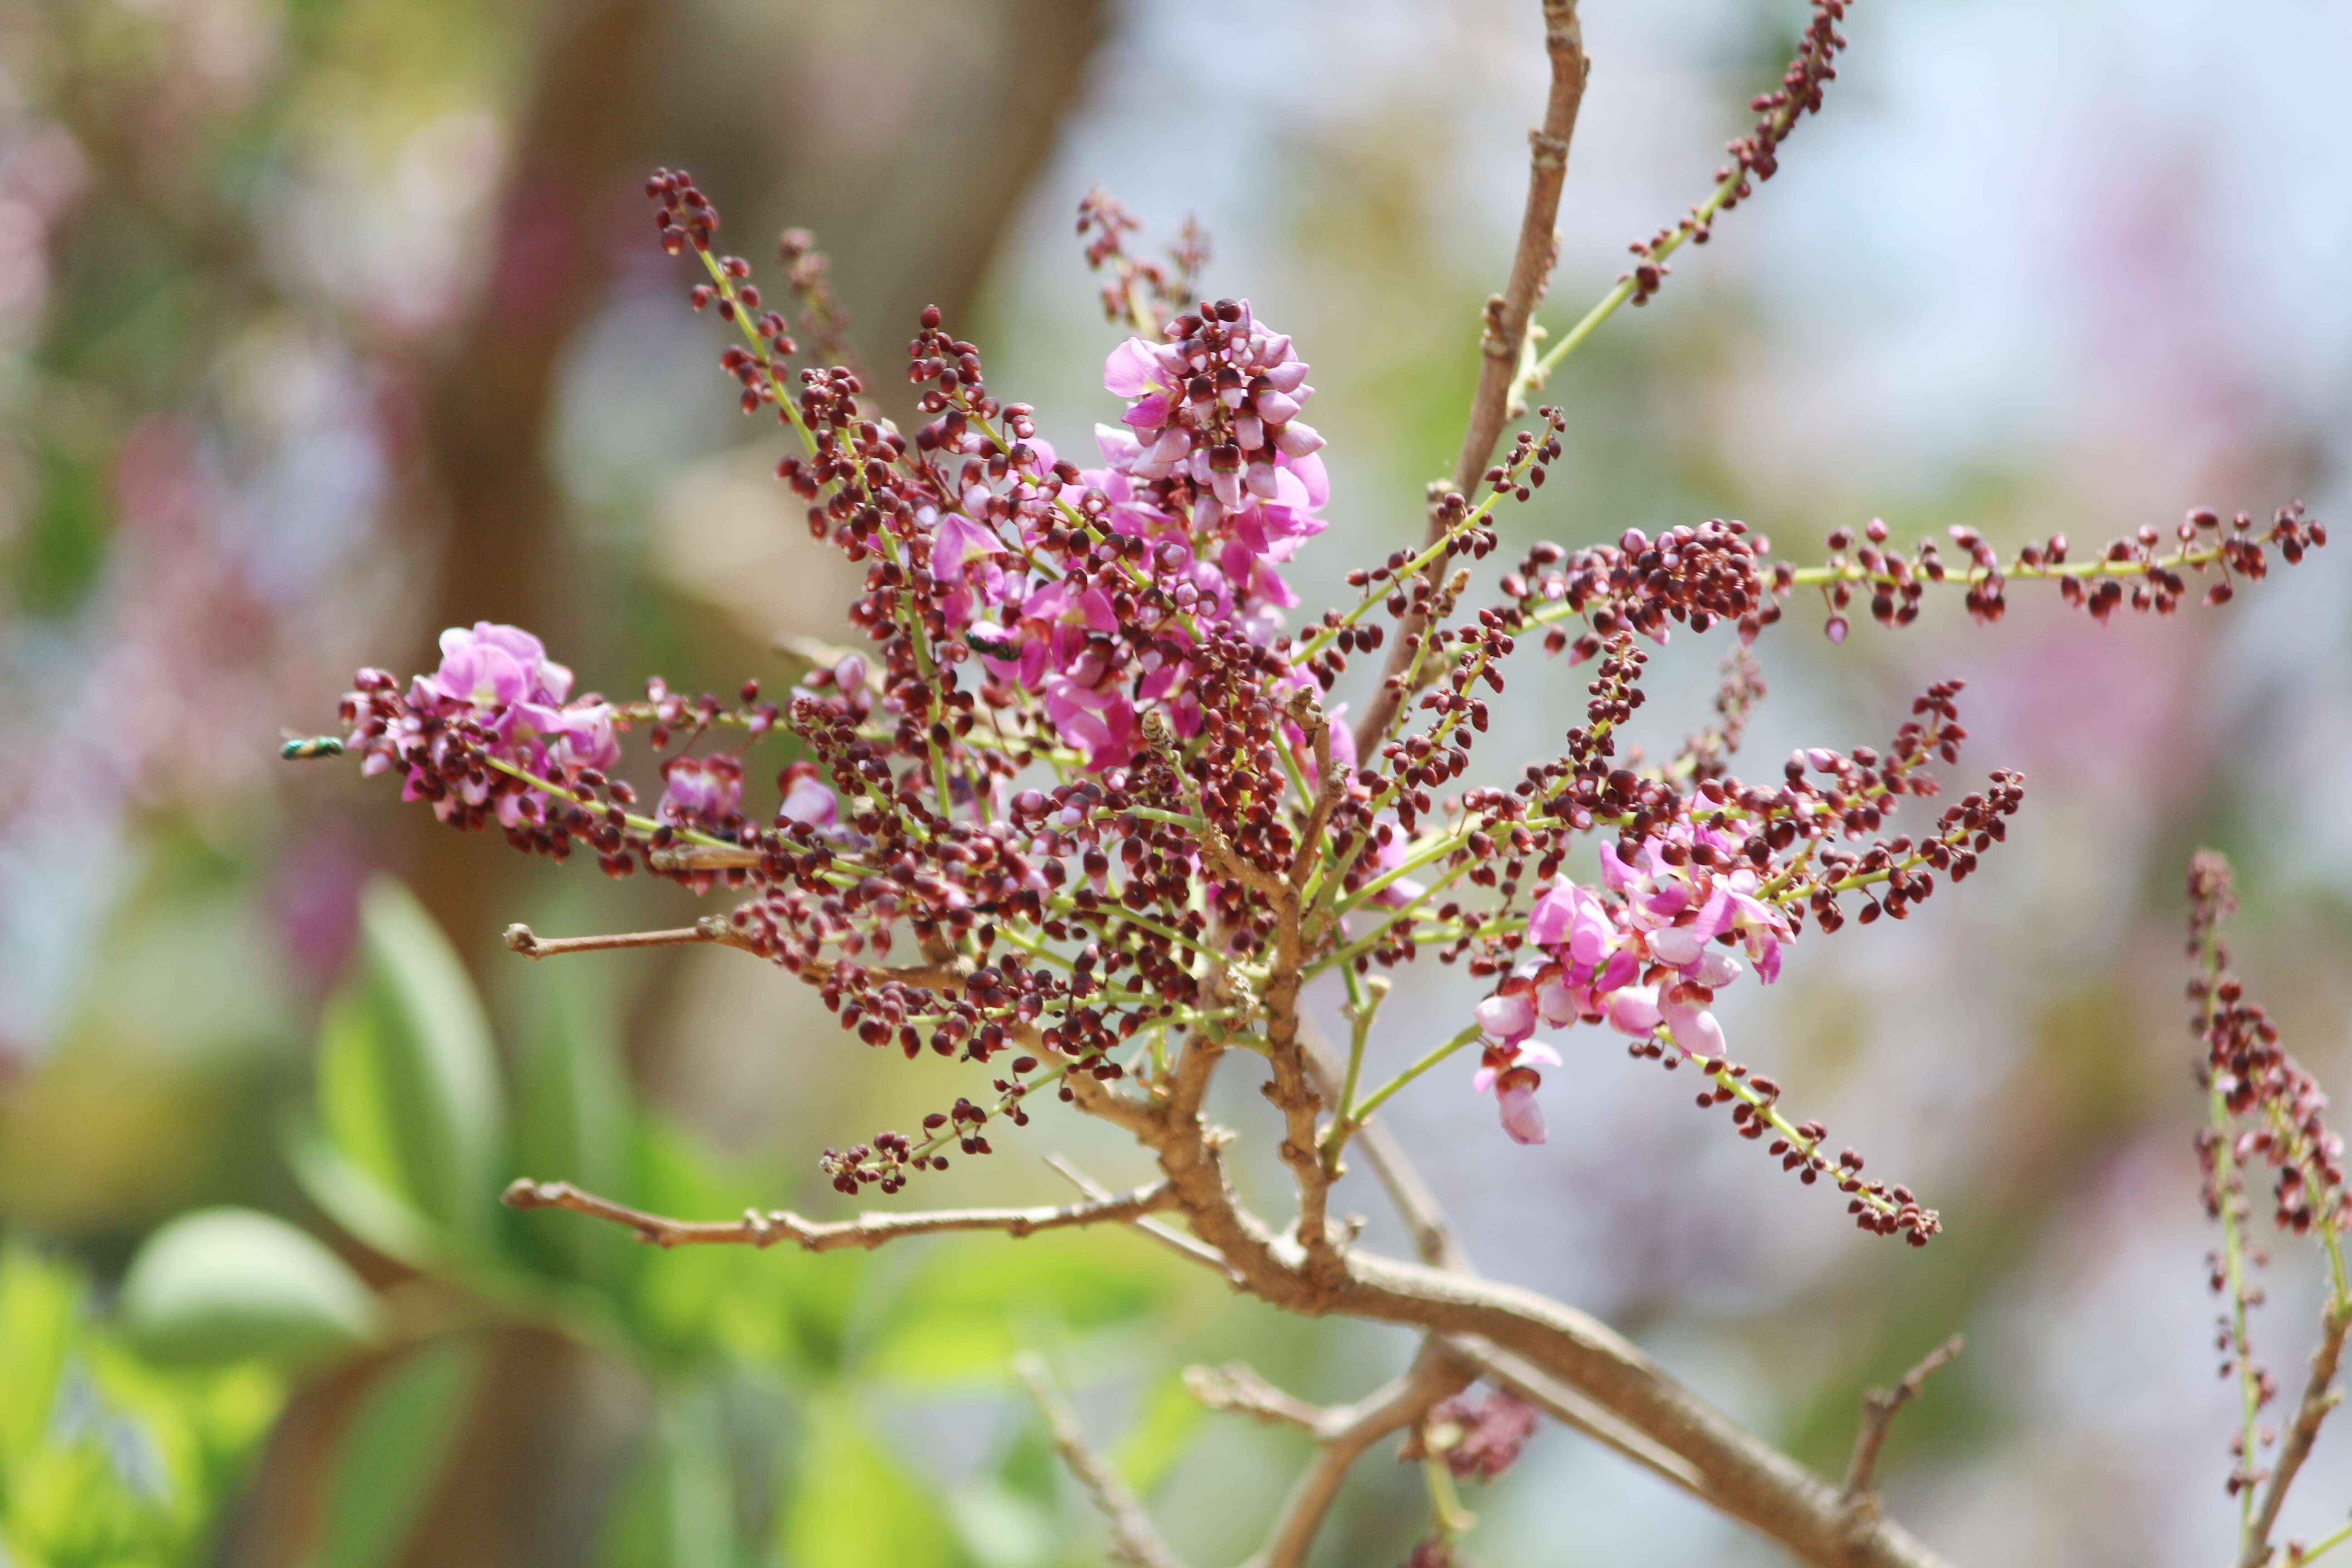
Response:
2239,1302,2352,1568
1253,1339,1479,1568
1844,1335,1966,1505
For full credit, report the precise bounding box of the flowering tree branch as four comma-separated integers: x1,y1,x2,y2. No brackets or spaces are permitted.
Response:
1053,1002,1964,1568
296,2,2337,1563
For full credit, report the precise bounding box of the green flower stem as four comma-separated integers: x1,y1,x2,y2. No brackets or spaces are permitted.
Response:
1308,642,1496,924
1515,163,1741,399
1308,858,1481,979
480,752,819,864
1126,804,1212,833
1784,535,2240,590
1516,535,2252,643
1422,1446,1476,1540
1049,897,1228,968
2294,1518,2352,1568
1342,1025,1485,1132
694,245,818,456
2204,928,2264,1552
985,920,1077,973
1321,968,1389,1172
1336,822,1478,916
1515,71,1838,402
1293,473,1528,667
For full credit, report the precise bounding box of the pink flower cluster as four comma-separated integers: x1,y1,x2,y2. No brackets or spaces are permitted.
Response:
1093,300,1328,635
346,623,619,826
1472,827,1793,1144
953,300,1332,770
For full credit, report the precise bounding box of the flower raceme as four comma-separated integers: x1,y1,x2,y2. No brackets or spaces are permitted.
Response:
1472,835,1796,1146
2185,852,2351,1519
346,622,620,828
320,169,2324,1243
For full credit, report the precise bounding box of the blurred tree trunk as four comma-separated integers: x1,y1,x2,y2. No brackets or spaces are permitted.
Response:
396,0,663,970
249,2,1109,1565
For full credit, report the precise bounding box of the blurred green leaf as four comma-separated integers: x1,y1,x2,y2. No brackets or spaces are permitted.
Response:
87,1341,284,1529
511,980,635,1292
309,1338,481,1568
118,1208,382,1369
1111,1369,1205,1498
624,1117,866,1374
5,1431,162,1567
595,1382,738,1568
864,1231,1171,1387
288,1127,447,1273
993,1414,1061,1508
0,1242,287,1568
15,445,109,616
777,1391,965,1568
948,1482,1057,1568
0,1244,78,1469
315,878,506,1252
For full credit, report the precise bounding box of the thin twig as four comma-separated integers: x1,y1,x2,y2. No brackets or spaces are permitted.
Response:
1044,1155,1242,1283
1450,0,1589,487
2239,1301,2352,1568
1254,1339,1479,1568
1014,1353,1185,1568
1303,1024,1467,1272
502,919,754,958
1325,1248,1954,1568
1452,1338,1704,1494
2290,1516,2352,1568
501,1176,1174,1251
1183,1362,1327,1433
1353,0,1588,760
647,843,763,871
1843,1336,1965,1504
1308,1030,1713,1495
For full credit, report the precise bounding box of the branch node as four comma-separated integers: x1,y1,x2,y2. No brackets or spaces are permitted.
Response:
1842,1334,1965,1506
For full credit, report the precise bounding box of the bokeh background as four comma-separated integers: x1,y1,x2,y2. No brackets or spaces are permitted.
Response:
3,0,2350,1564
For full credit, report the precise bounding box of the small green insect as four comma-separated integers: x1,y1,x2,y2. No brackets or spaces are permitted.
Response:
964,627,1023,660
280,735,346,760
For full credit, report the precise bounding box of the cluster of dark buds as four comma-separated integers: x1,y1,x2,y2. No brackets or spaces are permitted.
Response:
1415,1386,1540,1483
1078,186,1210,337
1780,506,2324,643
1621,0,1852,305
2187,852,2350,1568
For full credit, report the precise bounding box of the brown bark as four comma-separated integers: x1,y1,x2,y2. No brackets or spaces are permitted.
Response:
1352,0,1589,761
